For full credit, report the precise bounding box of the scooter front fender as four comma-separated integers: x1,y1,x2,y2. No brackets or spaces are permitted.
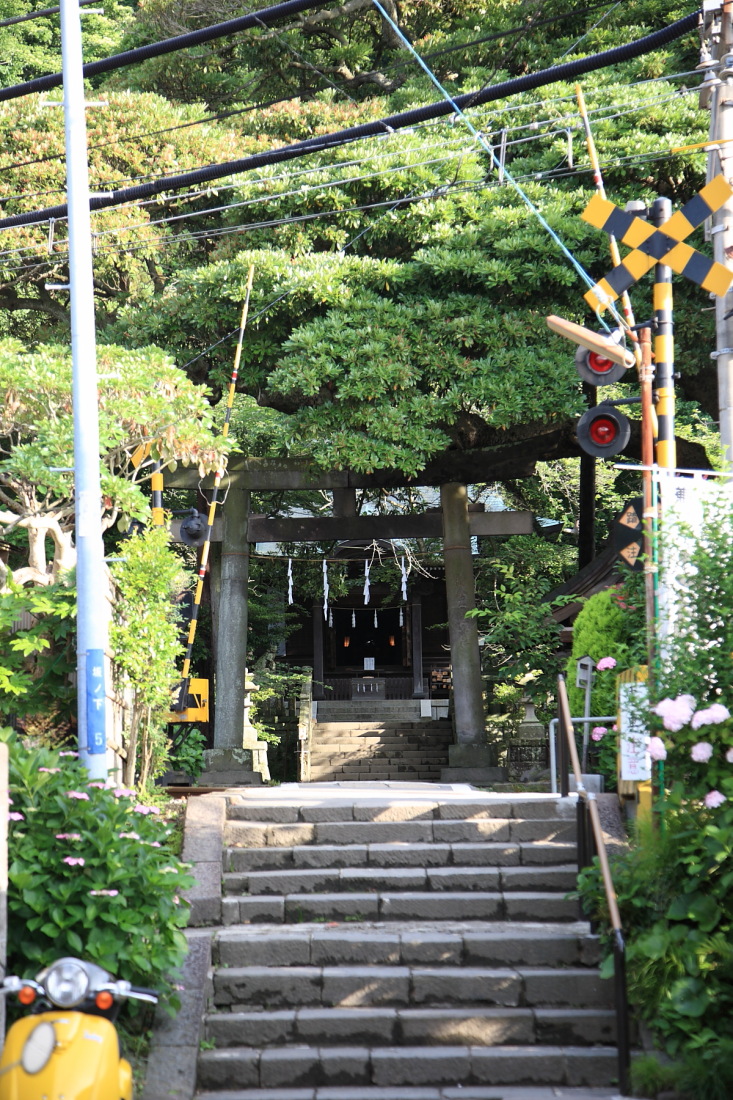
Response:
0,1010,131,1099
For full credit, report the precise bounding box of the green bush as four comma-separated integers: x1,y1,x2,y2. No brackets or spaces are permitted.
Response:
6,733,192,1008
577,794,733,1095
565,581,644,718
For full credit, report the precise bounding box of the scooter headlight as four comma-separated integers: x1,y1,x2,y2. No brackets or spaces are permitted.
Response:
21,1021,56,1075
43,958,90,1007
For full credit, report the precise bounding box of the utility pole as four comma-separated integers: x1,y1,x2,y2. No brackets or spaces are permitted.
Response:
60,0,109,778
704,0,733,463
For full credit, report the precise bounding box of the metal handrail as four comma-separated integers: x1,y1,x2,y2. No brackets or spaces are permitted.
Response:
557,674,631,1097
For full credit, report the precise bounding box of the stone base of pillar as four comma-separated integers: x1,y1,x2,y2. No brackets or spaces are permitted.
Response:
198,748,263,787
242,735,271,783
440,743,507,784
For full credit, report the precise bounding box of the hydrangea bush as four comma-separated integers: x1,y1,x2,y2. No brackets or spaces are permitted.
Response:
577,495,733,1096
6,732,192,1008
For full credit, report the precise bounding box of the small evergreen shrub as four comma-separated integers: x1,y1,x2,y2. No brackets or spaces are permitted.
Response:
6,732,192,1008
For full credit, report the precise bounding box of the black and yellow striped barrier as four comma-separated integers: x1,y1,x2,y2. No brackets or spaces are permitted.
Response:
581,174,733,312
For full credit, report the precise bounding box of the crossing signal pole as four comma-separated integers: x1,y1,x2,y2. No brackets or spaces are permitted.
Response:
650,197,676,470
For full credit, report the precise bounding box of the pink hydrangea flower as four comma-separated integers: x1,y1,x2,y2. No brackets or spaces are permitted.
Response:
653,695,696,732
726,747,733,764
63,856,85,866
691,703,731,729
119,831,140,840
38,767,60,774
146,841,162,848
704,790,726,809
113,788,136,798
648,737,668,762
8,812,24,821
66,791,90,801
88,781,106,789
56,833,82,840
133,804,160,815
89,889,119,897
691,742,714,763
596,657,617,671
591,726,607,740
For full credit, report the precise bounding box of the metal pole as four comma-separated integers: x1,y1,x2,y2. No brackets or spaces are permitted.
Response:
650,197,676,470
639,327,657,674
60,0,108,779
707,3,733,465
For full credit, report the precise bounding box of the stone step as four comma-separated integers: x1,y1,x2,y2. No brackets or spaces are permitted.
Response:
214,922,600,969
197,1043,619,1090
212,965,613,1011
314,708,422,717
225,841,577,873
308,772,441,783
309,746,451,757
195,1091,620,1100
222,865,577,897
205,1005,620,1048
224,818,577,848
225,795,575,824
314,721,453,731
221,891,580,925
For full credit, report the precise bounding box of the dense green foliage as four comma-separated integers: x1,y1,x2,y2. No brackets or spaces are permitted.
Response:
109,526,188,786
0,579,76,733
6,733,192,1004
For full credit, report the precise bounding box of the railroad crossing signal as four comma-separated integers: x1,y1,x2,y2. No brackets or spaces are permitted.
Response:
581,175,733,312
613,496,644,572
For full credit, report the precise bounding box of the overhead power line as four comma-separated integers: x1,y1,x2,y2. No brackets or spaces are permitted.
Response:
0,0,98,28
0,0,338,103
0,10,700,232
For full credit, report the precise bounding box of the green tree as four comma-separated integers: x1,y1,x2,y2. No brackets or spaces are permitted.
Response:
0,338,227,585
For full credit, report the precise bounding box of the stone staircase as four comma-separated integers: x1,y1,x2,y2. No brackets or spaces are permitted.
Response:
310,701,452,782
195,784,624,1098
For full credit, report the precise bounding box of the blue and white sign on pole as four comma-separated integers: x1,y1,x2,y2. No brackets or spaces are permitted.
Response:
86,649,107,754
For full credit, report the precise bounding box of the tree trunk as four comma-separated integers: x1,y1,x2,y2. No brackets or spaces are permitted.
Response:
123,699,140,787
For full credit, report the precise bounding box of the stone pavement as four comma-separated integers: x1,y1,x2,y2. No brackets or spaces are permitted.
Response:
142,783,633,1100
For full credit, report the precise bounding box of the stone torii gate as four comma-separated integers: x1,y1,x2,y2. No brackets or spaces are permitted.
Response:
166,452,533,783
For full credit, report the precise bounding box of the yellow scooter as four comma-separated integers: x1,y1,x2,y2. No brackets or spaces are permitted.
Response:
0,957,157,1099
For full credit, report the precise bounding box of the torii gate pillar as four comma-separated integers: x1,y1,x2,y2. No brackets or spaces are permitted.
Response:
440,482,505,783
200,488,263,785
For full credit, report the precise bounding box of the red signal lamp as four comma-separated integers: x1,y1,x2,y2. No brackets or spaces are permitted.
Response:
576,405,631,458
574,342,628,385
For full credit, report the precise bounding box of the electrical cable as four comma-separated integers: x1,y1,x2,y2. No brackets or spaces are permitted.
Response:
0,0,98,28
0,10,700,232
558,0,625,60
371,0,603,308
0,0,357,103
0,66,699,205
0,135,706,272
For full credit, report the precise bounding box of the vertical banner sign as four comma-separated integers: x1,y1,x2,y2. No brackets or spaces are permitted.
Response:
617,667,651,788
86,648,107,754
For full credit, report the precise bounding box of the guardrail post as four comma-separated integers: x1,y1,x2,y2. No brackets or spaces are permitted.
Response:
614,931,632,1096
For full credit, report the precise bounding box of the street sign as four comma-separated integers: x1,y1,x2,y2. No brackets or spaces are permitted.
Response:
613,496,644,571
581,174,733,311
